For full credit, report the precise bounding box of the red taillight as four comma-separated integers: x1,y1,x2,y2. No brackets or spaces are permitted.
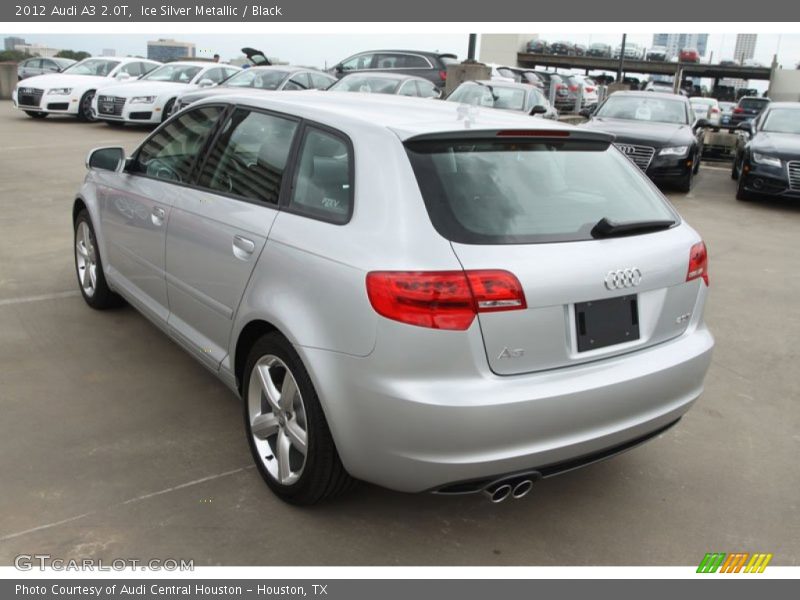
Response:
686,242,709,286
569,85,578,92
366,270,527,330
556,83,566,89
439,70,447,81
711,107,720,113
585,86,595,92
733,107,744,113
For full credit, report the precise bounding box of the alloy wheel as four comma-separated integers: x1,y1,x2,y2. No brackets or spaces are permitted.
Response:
247,355,309,486
75,221,97,297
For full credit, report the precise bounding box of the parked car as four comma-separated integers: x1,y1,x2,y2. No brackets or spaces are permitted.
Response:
173,66,337,114
446,80,558,119
534,70,569,103
573,44,587,57
730,96,771,127
526,39,549,54
329,49,457,89
586,43,612,58
495,67,545,90
719,101,737,126
647,46,668,62
679,48,700,63
731,102,800,200
645,81,676,94
581,91,709,191
558,74,598,109
719,59,738,67
614,44,645,60
11,56,161,120
93,61,241,126
17,56,76,80
329,73,440,98
549,41,575,56
73,92,713,504
690,97,721,127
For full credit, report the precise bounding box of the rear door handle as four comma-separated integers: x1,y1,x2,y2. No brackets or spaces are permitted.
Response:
232,235,255,259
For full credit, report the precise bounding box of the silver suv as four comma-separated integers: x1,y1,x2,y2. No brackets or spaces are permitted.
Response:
74,92,714,504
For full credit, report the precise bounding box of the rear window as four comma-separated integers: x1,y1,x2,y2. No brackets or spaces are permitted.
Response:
405,139,677,244
740,98,769,110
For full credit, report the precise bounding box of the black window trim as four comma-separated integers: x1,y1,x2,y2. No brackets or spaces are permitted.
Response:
280,121,356,226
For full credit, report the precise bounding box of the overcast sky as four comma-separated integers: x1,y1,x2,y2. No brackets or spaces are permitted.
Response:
4,32,799,71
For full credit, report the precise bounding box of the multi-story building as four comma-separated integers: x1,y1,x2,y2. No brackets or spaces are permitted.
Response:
101,48,116,57
147,38,196,62
13,43,62,58
733,34,757,63
4,36,25,51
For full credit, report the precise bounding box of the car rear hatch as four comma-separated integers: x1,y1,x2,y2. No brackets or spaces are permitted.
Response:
404,128,708,375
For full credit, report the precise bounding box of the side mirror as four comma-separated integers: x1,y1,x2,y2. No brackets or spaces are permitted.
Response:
433,88,443,99
694,118,711,130
737,121,754,134
198,78,215,88
115,72,131,81
86,147,125,172
579,107,593,118
334,64,344,74
530,105,548,116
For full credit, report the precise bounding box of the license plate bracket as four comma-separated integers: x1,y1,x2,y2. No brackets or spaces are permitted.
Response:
575,295,639,352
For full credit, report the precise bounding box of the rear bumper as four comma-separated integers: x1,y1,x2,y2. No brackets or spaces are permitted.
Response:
301,319,714,493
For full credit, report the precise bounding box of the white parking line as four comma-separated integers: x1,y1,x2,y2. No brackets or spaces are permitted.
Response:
0,291,80,307
0,466,254,542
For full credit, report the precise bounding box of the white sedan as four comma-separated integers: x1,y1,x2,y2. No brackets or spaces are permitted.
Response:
12,57,161,121
93,61,241,126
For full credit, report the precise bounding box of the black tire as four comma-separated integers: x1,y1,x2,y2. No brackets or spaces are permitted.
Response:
735,173,754,201
161,98,175,123
731,156,739,180
77,90,96,122
693,155,700,175
676,170,693,193
73,209,124,309
24,110,48,119
243,332,354,505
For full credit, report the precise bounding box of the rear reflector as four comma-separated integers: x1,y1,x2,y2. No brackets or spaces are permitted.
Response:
686,242,709,286
366,270,526,330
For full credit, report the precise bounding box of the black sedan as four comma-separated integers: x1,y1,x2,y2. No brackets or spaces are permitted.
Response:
581,91,709,192
731,102,800,201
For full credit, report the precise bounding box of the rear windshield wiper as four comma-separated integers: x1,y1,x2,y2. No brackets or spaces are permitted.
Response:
590,217,675,239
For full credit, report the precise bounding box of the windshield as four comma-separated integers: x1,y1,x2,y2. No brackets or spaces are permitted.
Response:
447,84,527,112
223,69,289,89
761,108,800,134
63,59,120,77
142,64,202,83
330,76,400,94
596,95,689,124
740,98,769,110
405,139,676,244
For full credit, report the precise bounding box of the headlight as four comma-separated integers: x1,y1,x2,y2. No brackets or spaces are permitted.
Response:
47,88,72,95
752,152,782,168
130,96,156,104
659,146,690,157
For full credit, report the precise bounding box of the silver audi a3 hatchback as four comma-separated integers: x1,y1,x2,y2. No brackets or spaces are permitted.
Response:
73,92,714,504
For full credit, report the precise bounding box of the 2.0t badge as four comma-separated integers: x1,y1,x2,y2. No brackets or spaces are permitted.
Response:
604,268,642,290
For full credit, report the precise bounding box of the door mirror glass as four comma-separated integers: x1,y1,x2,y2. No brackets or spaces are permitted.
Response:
530,105,548,116
115,72,131,81
198,78,215,88
87,147,125,172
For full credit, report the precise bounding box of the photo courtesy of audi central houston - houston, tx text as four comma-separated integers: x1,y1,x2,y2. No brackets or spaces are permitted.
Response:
0,13,798,587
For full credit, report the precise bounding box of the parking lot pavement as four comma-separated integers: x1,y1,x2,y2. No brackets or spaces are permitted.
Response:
0,100,798,566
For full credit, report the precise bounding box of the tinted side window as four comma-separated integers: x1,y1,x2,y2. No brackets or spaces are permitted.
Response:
289,128,353,224
198,109,298,205
133,106,223,184
310,73,335,89
341,54,373,71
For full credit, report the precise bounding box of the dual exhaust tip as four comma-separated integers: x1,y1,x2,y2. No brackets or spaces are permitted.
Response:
482,473,540,503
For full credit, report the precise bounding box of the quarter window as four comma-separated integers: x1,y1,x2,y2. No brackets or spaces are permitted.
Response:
198,109,298,205
398,80,418,97
289,128,353,224
133,106,223,184
341,54,373,71
310,73,335,89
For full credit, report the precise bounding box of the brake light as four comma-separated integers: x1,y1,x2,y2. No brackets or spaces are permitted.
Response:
439,70,447,81
569,85,578,92
585,86,595,92
711,107,720,113
734,107,744,113
686,242,709,286
366,270,527,330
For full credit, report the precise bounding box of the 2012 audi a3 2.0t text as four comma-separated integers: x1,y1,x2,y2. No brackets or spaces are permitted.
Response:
72,92,714,504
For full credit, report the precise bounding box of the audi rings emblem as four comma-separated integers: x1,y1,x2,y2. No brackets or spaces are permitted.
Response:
617,144,636,155
604,268,642,290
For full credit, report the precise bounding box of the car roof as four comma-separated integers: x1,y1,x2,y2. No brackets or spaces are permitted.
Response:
247,65,330,75
194,91,585,141
338,72,426,82
613,90,688,102
467,80,536,91
347,49,455,58
157,61,221,68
